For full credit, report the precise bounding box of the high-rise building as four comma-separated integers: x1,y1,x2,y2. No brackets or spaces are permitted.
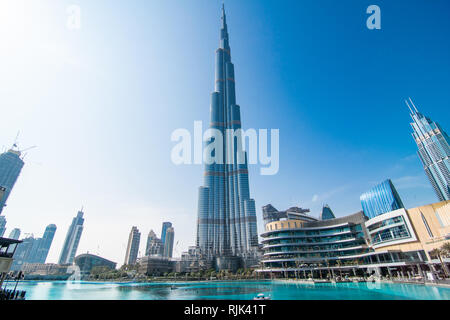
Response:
10,224,56,270
360,179,405,219
406,98,450,201
161,222,172,246
35,224,56,264
163,227,174,258
11,235,36,271
320,204,336,220
8,228,21,240
58,210,84,265
195,6,258,263
145,230,163,256
124,226,140,265
0,215,6,237
0,148,25,215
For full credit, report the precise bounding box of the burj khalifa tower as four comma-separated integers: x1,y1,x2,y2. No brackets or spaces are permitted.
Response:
196,6,258,266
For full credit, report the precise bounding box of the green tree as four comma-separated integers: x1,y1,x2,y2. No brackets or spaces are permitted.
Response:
430,248,449,278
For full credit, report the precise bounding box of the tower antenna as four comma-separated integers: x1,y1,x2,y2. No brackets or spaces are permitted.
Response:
408,97,419,112
13,131,20,148
405,99,414,114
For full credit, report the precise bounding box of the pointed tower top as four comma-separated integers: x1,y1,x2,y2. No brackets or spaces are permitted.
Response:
408,97,419,112
405,99,414,115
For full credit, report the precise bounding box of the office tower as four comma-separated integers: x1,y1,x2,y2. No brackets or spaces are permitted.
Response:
35,224,57,264
163,227,174,258
406,98,450,201
195,6,258,261
0,215,6,237
58,210,85,265
161,222,172,246
10,235,36,270
124,226,140,265
8,228,21,240
320,204,336,220
360,179,405,219
0,148,25,214
145,229,163,256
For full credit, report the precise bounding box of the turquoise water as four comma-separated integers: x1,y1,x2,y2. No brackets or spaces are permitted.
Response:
4,280,450,300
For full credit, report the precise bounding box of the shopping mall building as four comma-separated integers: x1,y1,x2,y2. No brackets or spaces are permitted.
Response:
257,180,450,279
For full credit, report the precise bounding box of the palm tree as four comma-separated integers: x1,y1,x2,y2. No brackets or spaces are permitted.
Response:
442,243,450,257
430,248,449,278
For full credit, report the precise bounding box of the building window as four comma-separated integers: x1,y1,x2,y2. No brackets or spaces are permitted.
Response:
421,212,434,238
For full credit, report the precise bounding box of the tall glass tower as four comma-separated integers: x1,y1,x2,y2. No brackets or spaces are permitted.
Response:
0,148,25,214
124,226,140,265
406,98,450,201
196,6,258,261
36,224,57,264
163,227,174,258
161,222,172,246
58,210,84,264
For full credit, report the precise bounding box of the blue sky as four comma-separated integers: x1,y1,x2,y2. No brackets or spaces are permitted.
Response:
0,0,449,264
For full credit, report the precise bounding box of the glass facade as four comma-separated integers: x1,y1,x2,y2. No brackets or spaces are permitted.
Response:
407,98,450,201
196,6,258,259
161,222,172,246
360,179,405,219
0,149,24,215
320,205,336,220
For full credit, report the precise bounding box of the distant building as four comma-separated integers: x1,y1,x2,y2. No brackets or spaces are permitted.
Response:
138,256,175,276
124,226,140,265
163,227,174,258
161,222,172,246
145,230,163,256
8,228,20,240
178,246,213,274
407,98,450,201
0,215,6,237
10,235,36,271
10,224,56,270
0,148,25,215
74,253,116,277
360,179,404,219
262,204,315,225
58,210,85,265
21,263,70,279
35,224,56,264
320,204,336,220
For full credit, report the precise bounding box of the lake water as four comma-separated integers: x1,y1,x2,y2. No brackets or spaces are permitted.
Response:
4,280,450,300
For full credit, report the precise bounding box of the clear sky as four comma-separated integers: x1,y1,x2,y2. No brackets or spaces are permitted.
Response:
0,0,449,265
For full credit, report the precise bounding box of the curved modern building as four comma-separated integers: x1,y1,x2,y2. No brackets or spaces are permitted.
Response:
260,208,371,276
258,201,450,279
74,253,116,276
